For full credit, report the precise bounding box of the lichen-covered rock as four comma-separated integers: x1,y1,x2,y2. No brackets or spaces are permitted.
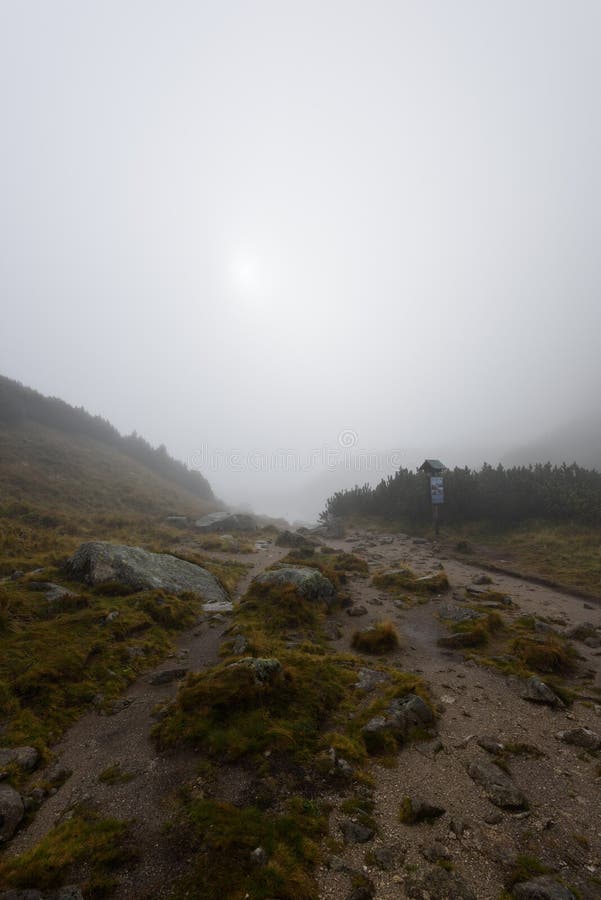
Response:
467,759,528,809
253,566,335,605
0,746,39,772
65,542,230,610
555,726,601,751
227,657,282,685
521,677,564,708
362,693,434,752
0,783,24,842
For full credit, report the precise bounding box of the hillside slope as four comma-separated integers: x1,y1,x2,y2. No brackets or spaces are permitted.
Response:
0,372,220,574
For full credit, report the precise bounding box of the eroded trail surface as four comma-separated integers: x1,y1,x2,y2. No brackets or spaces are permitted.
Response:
7,528,601,900
317,529,601,899
7,543,288,900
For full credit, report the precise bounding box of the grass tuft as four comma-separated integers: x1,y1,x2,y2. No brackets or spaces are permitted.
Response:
351,620,400,654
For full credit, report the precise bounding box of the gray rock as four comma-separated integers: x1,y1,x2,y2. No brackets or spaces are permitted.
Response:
362,693,434,751
339,819,374,843
521,677,564,708
253,566,336,605
355,668,390,692
512,876,576,899
400,796,446,824
472,574,493,585
370,844,402,870
65,542,231,611
405,867,476,900
0,783,24,841
149,667,188,685
467,759,528,809
195,512,257,532
347,605,368,617
0,746,39,771
534,621,556,635
228,657,282,685
555,726,601,751
477,735,505,755
45,764,72,786
232,633,250,655
275,530,316,549
584,635,601,648
421,841,451,862
250,846,268,866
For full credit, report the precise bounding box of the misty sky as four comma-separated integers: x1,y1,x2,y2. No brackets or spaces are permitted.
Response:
2,1,601,519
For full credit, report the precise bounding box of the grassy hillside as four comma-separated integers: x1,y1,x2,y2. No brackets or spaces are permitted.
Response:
0,415,250,760
0,420,219,574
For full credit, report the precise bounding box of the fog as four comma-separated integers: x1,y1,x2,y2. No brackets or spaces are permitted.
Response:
2,1,601,521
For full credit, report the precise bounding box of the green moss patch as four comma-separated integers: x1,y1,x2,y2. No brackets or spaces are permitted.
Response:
170,797,327,900
0,806,135,897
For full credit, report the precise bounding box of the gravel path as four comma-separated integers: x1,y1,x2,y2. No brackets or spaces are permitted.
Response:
317,529,601,899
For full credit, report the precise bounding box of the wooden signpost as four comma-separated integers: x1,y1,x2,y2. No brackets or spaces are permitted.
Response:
430,475,444,535
418,460,446,536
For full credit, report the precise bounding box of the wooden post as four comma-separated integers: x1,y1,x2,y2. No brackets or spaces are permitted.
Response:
433,503,439,535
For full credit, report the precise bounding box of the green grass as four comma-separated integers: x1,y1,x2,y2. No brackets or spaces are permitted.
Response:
154,562,432,899
0,579,203,759
445,520,601,596
170,797,327,900
0,806,135,897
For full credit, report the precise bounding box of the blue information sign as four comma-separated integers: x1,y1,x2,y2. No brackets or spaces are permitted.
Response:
430,476,444,505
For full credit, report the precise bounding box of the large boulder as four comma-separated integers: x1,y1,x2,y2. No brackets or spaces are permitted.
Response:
0,783,24,842
195,512,258,532
362,693,434,752
253,566,336,605
0,746,39,772
65,542,231,611
521,677,564,708
467,759,528,810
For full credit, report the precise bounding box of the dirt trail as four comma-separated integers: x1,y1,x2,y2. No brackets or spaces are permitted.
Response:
7,529,601,899
7,542,288,900
317,529,601,899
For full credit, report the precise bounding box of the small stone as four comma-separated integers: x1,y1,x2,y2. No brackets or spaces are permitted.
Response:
250,846,268,866
340,819,375,844
467,759,528,810
149,667,188,685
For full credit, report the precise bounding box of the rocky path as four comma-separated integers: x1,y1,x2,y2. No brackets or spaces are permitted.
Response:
6,528,601,899
6,542,288,900
317,530,601,899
